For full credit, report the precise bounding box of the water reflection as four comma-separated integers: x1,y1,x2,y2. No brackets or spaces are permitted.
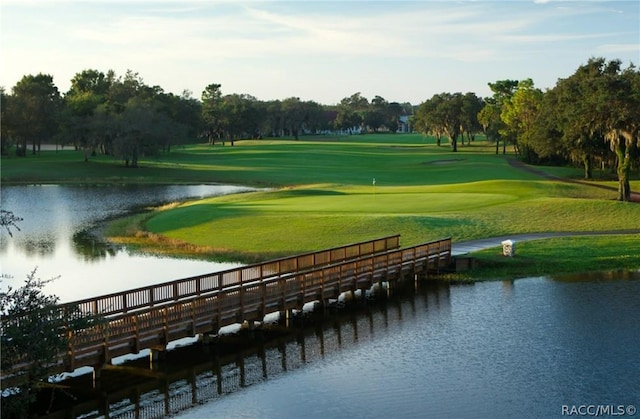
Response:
1,184,255,258
553,269,640,282
20,235,58,257
11,273,640,419
37,282,452,419
0,184,254,301
501,279,515,297
71,231,118,261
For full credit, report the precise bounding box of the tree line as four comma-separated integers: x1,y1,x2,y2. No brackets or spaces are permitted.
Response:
1,57,639,200
412,58,639,201
0,69,411,167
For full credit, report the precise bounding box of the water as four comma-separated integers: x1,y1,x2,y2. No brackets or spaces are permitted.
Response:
42,274,640,419
0,184,254,301
176,277,638,419
2,185,639,417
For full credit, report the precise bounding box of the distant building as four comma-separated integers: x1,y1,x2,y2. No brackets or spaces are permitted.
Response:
397,115,412,133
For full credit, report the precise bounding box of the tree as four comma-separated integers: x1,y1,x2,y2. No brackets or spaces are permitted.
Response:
1,213,99,418
106,69,145,113
1,270,99,417
413,94,446,146
297,100,328,134
500,79,543,161
201,83,224,145
530,75,607,178
334,92,369,133
460,92,484,145
334,106,362,133
87,103,118,156
220,93,264,144
364,95,388,132
416,92,465,151
262,100,284,137
477,100,502,153
155,90,202,149
341,92,369,111
439,93,464,152
545,58,640,200
58,70,192,163
68,69,111,97
590,59,640,201
59,69,111,160
0,210,22,237
7,74,61,155
386,102,405,133
281,97,305,140
111,97,174,167
1,87,12,155
363,108,386,132
483,79,519,154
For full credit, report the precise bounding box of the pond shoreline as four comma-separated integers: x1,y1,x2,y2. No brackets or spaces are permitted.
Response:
102,198,640,281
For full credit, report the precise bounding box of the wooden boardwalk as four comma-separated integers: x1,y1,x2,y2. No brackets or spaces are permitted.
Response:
1,235,451,384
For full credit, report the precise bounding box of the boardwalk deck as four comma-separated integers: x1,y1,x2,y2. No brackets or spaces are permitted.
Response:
69,235,401,317
1,235,451,386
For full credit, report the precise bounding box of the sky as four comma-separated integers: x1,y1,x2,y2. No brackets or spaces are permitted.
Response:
1,1,638,105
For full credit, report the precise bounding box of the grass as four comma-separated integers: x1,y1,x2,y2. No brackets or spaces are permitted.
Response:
0,136,539,186
3,134,640,275
458,235,640,281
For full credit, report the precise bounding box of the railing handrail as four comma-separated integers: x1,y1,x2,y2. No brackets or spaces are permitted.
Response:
1,236,451,380
58,235,401,317
94,237,452,323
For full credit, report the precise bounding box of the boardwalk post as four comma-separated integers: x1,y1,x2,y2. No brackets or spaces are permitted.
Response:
65,327,75,372
150,347,167,363
122,292,128,313
133,315,140,353
284,309,292,328
279,339,287,371
317,269,326,314
1,236,452,384
259,343,268,379
216,360,223,395
190,303,196,336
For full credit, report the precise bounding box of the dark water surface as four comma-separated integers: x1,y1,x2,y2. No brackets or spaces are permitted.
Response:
2,185,639,418
175,276,638,419
43,275,640,419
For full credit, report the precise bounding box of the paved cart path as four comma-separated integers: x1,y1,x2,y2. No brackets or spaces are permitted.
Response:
450,158,640,255
452,230,640,256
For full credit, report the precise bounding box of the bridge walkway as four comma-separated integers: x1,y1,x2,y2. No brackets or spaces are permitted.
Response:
1,235,451,386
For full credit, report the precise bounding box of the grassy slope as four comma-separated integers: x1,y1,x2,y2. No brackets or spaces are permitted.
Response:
465,235,640,280
128,136,640,259
3,135,640,269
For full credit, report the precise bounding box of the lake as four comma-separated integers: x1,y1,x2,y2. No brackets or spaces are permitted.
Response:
0,184,254,301
177,275,639,419
38,274,640,419
2,185,638,418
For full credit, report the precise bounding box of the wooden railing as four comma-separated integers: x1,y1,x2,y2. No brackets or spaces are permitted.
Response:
1,235,451,384
66,235,400,317
62,237,450,371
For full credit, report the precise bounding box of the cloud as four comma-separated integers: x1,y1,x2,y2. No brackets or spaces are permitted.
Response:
596,43,640,54
500,32,630,44
1,1,638,102
11,1,610,65
237,3,521,61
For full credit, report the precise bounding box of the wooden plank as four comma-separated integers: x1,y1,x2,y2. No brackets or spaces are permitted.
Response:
1,236,450,381
101,364,166,379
